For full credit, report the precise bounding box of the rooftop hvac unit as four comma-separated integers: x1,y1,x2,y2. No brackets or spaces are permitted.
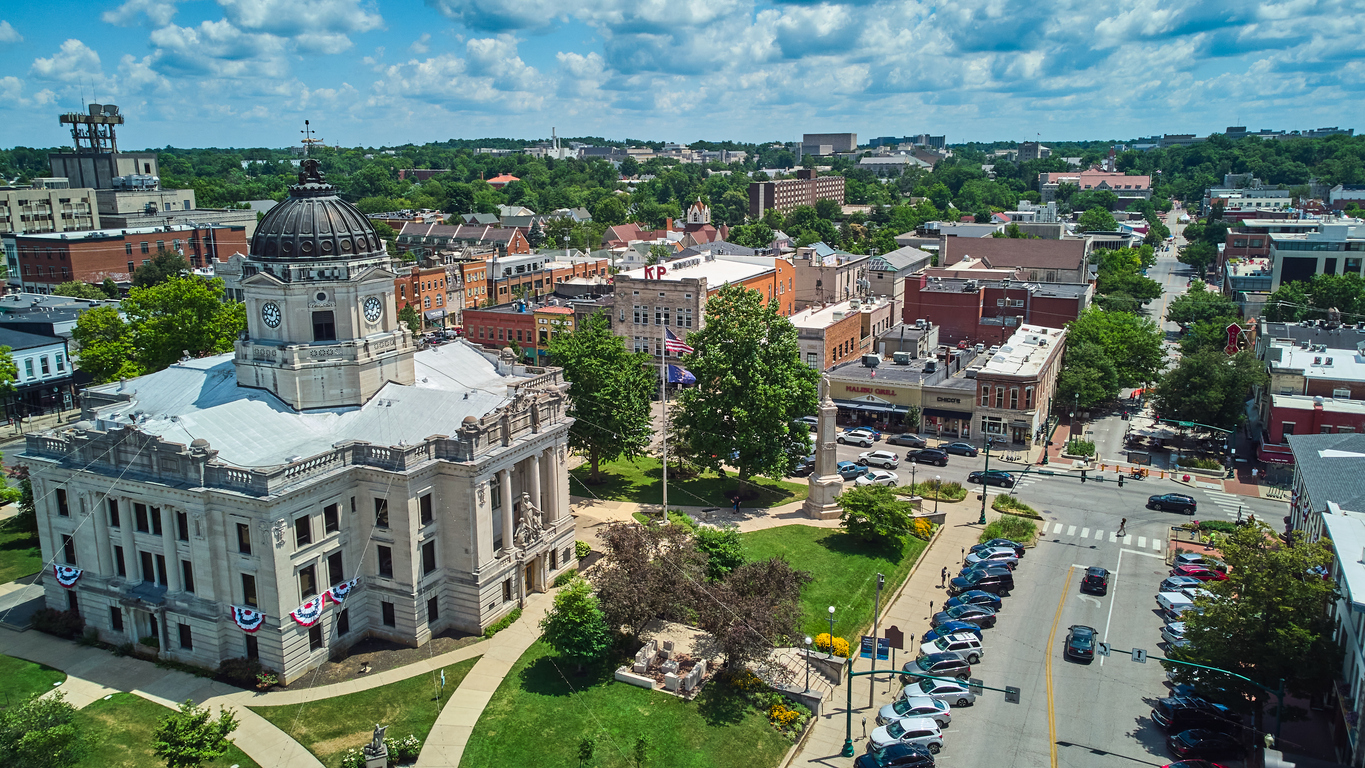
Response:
892,351,912,365
862,353,881,368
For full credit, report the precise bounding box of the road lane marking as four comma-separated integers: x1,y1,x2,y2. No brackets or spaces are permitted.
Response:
1094,529,1104,540
1153,539,1163,552
1109,532,1117,543
1046,566,1074,768
1080,527,1090,538
1123,534,1133,545
1053,523,1063,534
1138,536,1147,548
1067,525,1077,536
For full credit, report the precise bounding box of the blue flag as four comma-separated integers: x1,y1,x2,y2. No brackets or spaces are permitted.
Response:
667,365,695,385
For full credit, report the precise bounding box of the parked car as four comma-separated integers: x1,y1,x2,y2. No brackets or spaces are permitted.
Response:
1080,567,1110,595
945,590,1002,611
903,653,972,683
964,547,1020,569
942,442,979,457
921,622,983,644
931,604,997,629
854,743,936,768
792,455,817,477
798,415,819,431
867,717,944,755
920,632,984,664
949,569,1014,596
971,539,1024,557
1162,622,1187,646
1166,730,1244,761
958,563,1014,579
856,469,900,487
905,448,949,467
839,430,876,447
913,677,976,707
1149,493,1198,514
858,450,901,468
1160,576,1204,593
1064,625,1096,662
877,695,952,728
967,469,1016,487
1171,565,1228,582
1174,553,1227,571
1152,696,1237,733
837,461,865,480
888,433,929,448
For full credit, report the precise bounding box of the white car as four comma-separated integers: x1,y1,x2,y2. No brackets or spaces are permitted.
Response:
867,717,943,754
838,429,877,447
855,469,899,487
1162,622,1187,645
920,633,984,664
963,547,1019,569
858,450,901,469
913,677,976,707
876,695,952,727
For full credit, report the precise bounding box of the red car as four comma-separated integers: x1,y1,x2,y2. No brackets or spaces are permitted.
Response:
1171,565,1228,582
1162,760,1231,768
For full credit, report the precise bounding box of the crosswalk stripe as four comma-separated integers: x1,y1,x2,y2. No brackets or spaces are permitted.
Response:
1138,536,1147,548
1123,535,1133,545
1109,532,1117,543
1094,529,1104,540
1152,539,1163,551
1067,525,1077,536
1081,527,1090,538
1053,523,1063,534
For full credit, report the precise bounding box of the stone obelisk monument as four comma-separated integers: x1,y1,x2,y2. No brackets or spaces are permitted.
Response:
803,376,844,519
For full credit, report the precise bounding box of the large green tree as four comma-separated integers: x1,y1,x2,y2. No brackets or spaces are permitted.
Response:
1065,307,1166,389
1055,341,1121,409
131,249,192,288
674,283,818,483
70,305,144,383
540,575,612,673
547,311,655,483
1178,241,1218,275
51,281,107,300
1166,281,1239,326
123,276,246,373
153,700,239,768
1173,523,1341,735
837,485,915,543
0,691,84,768
1078,207,1118,232
1153,350,1266,429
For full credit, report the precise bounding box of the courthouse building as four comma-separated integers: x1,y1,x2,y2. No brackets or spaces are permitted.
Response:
25,161,575,683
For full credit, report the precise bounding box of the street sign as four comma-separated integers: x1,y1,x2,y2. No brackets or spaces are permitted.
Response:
1005,686,1021,704
968,677,984,695
1132,648,1147,663
884,625,904,651
876,638,890,661
1097,642,1111,657
860,636,875,660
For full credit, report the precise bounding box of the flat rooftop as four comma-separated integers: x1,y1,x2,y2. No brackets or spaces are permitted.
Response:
790,300,859,330
1272,394,1365,414
978,325,1066,378
618,255,775,285
1275,344,1365,381
1227,258,1272,277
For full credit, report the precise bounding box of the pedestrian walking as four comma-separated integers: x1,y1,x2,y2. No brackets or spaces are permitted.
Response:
940,567,948,588
1118,517,1127,536
927,600,934,617
733,496,741,514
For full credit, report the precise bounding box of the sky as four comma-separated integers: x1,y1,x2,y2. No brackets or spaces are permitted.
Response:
0,0,1362,151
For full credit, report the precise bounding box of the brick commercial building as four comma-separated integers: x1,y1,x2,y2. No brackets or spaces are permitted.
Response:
612,254,794,358
1255,320,1365,464
488,253,610,305
973,325,1066,446
749,169,846,219
792,243,869,309
463,303,540,361
396,222,531,257
1038,169,1152,204
791,300,867,372
395,265,453,329
14,223,249,293
902,274,1091,347
939,237,1090,284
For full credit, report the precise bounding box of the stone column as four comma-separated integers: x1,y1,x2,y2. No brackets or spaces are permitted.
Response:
161,507,181,592
90,492,111,575
499,469,513,555
528,454,542,517
119,498,136,583
540,447,557,524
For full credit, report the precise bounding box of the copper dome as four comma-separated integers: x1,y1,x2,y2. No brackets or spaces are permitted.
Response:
249,159,384,261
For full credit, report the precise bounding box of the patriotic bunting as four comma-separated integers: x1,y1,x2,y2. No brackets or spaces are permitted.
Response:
231,606,265,633
53,565,83,588
325,577,360,605
289,595,327,627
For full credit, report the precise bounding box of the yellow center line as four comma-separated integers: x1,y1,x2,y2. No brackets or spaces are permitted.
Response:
1045,566,1074,768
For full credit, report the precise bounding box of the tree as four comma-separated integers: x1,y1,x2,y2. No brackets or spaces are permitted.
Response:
51,281,106,300
547,312,655,483
1173,522,1340,736
1078,207,1118,232
526,219,546,249
131,249,192,288
1166,281,1239,326
1065,307,1166,389
1055,342,1121,408
100,278,120,299
837,485,915,543
592,196,627,226
592,521,705,638
12,471,35,532
696,557,811,671
1095,270,1162,304
152,699,239,768
398,305,422,335
645,244,672,266
0,691,84,768
122,276,245,373
674,283,818,484
815,198,841,220
70,305,144,383
1178,241,1218,275
540,576,612,673
693,526,747,581
1153,350,1267,429
618,156,640,178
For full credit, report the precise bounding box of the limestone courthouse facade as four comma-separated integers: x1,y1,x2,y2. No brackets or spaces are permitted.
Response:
24,161,576,682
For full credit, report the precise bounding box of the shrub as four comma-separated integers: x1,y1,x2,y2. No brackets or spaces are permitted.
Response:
575,540,591,560
484,607,522,638
77,627,102,646
1177,456,1224,470
215,657,269,689
1064,438,1096,456
912,480,966,501
910,517,934,540
992,495,1041,519
813,633,850,657
1197,520,1238,534
666,510,697,530
980,515,1037,544
31,608,85,639
387,734,422,763
552,569,578,588
139,634,160,650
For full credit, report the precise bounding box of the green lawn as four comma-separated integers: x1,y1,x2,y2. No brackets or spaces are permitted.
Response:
0,654,66,708
251,656,479,768
571,457,808,509
741,525,927,644
0,518,42,584
461,640,791,768
74,692,261,768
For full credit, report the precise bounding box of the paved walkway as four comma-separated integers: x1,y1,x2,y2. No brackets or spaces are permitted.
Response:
787,498,998,767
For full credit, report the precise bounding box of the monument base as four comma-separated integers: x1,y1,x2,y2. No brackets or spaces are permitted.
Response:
364,749,388,768
803,475,843,520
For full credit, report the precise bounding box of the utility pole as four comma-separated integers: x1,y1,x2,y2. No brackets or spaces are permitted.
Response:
870,573,884,708
979,439,992,525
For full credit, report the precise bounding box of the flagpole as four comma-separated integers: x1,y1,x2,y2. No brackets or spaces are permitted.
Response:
661,332,668,515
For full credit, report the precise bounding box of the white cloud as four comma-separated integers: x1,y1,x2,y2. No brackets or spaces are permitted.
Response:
100,0,180,27
30,39,103,83
147,20,289,79
217,0,383,36
0,20,22,43
410,33,431,54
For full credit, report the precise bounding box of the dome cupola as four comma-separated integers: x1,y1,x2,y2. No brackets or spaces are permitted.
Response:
249,159,385,264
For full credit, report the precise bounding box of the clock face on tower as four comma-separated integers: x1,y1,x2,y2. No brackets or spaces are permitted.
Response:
363,296,382,324
261,302,282,328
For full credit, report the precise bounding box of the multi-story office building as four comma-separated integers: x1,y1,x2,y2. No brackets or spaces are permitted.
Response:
748,170,847,219
0,178,99,236
1269,222,1365,290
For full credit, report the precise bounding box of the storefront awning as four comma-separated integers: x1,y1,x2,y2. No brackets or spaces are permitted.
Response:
834,400,907,414
923,407,972,421
424,309,447,320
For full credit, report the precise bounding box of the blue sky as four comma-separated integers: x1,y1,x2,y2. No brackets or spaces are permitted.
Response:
0,0,1362,150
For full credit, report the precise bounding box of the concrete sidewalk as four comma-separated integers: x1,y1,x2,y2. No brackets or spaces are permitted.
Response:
787,498,1001,767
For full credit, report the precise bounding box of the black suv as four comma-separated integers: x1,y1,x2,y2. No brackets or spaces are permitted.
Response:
1148,493,1198,514
1080,567,1110,595
949,569,1014,596
854,743,935,768
1151,696,1237,733
905,448,949,467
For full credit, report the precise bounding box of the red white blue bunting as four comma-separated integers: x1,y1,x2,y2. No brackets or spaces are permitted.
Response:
289,596,326,627
231,606,265,633
53,565,83,588
325,577,360,605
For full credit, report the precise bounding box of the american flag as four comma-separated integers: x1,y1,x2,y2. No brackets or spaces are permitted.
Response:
665,328,693,355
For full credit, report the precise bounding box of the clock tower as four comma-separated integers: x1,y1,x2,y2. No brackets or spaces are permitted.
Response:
233,159,416,410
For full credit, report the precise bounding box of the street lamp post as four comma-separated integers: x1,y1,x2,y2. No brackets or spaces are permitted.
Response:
934,476,941,515
978,439,994,525
827,605,836,649
805,636,813,692
909,458,916,493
